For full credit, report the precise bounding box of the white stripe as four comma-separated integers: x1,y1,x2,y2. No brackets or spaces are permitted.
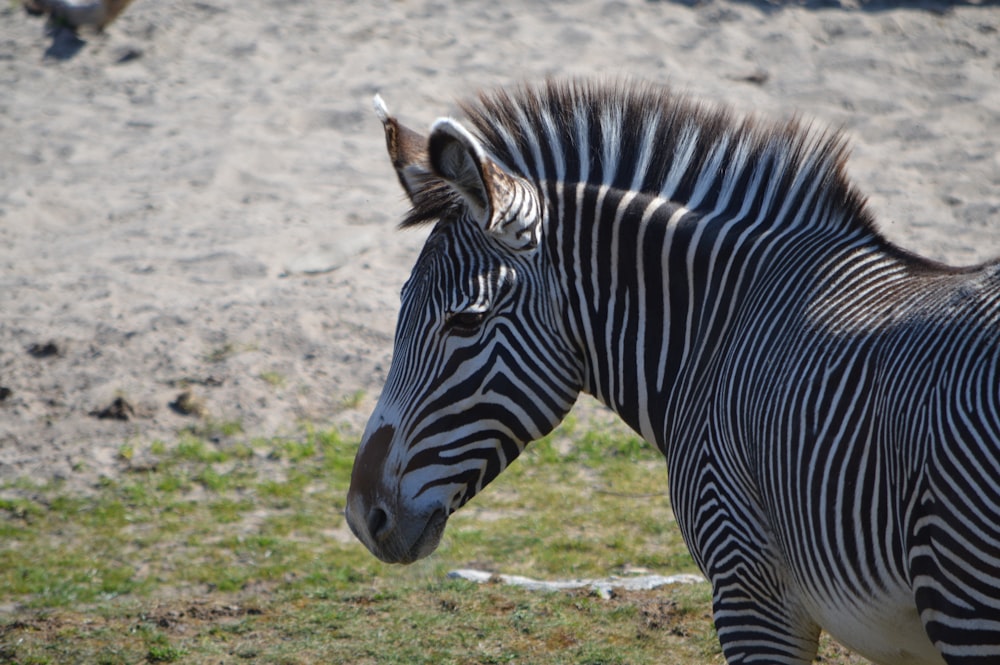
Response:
660,122,699,200
630,111,661,192
606,189,638,407
600,104,623,186
687,131,731,209
540,106,565,183
511,100,546,181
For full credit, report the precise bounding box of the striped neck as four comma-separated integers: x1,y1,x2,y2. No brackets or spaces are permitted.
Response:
456,82,892,445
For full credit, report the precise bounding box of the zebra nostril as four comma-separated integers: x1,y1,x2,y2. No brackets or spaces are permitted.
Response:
367,505,391,541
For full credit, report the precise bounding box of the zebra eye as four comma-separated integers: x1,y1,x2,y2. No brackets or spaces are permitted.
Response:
445,310,487,336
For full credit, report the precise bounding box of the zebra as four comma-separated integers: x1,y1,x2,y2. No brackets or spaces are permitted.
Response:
344,80,1000,665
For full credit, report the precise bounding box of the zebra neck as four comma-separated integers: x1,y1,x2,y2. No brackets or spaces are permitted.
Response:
546,178,879,447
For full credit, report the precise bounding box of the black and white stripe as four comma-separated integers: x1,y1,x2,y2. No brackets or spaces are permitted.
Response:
348,80,1000,664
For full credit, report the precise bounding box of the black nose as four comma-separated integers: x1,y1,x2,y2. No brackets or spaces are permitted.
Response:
367,505,391,541
346,423,399,550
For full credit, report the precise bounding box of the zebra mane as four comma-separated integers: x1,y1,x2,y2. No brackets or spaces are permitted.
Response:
403,79,877,237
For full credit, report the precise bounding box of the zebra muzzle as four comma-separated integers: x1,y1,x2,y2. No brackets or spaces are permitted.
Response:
345,423,450,563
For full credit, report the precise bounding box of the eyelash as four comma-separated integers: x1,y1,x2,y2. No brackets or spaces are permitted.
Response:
444,310,487,336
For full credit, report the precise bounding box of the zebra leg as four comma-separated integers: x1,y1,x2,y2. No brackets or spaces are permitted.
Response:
693,510,820,662
677,451,820,662
911,523,1000,661
710,568,821,665
910,445,1000,663
912,546,1000,663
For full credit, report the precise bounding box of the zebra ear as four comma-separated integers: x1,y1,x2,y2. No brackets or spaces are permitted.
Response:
428,118,541,251
373,94,434,203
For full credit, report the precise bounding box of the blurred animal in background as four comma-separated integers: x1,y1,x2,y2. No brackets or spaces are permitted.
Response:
22,0,135,31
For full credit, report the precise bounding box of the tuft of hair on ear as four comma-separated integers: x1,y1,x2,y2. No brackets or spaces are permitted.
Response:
398,170,462,228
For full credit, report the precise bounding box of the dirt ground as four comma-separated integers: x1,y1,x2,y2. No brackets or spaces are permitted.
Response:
1,0,998,493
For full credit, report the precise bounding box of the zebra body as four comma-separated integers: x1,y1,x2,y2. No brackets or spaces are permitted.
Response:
346,81,1000,664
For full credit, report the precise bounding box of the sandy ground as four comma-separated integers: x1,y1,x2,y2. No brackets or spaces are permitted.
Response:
1,0,998,494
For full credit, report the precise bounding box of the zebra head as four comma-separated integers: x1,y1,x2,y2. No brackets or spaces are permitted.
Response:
345,97,582,564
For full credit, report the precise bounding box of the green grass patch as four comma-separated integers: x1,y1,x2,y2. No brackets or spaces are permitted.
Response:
0,414,866,664
341,389,366,410
259,371,286,388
